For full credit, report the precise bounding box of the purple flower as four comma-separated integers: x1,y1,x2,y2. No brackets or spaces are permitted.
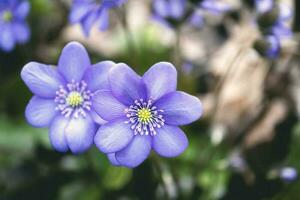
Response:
92,62,203,168
255,0,273,13
253,35,280,59
188,0,230,28
200,0,230,15
69,0,126,36
152,0,187,27
264,35,280,59
152,0,230,29
0,0,30,52
280,167,298,183
255,0,293,38
21,42,115,154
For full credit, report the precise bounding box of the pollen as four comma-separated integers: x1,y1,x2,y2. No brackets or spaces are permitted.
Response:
2,11,12,22
137,108,152,124
66,92,83,107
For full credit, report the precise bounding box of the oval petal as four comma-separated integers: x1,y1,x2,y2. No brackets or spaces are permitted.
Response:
152,125,188,157
21,62,65,98
109,63,146,106
83,61,115,92
58,42,91,82
25,96,57,128
49,115,69,152
92,90,127,121
116,135,152,168
64,114,96,154
143,62,177,101
94,118,133,153
154,91,203,126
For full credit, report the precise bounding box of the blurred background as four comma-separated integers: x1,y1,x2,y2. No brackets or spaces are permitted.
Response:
0,0,300,199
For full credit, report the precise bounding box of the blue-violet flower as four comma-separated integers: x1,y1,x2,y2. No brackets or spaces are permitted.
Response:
280,167,298,183
152,0,229,29
255,0,293,38
0,0,30,52
21,41,115,154
92,62,203,168
69,0,126,36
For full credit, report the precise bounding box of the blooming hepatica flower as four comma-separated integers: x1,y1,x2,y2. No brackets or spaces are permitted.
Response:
92,62,203,168
69,0,126,36
21,41,114,154
0,0,30,52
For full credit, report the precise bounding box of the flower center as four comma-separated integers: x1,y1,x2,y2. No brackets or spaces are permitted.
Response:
2,11,12,22
55,80,93,118
125,99,165,136
66,92,84,107
137,108,152,123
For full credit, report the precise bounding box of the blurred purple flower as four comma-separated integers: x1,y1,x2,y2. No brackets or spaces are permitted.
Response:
265,35,280,59
0,0,30,52
255,0,293,38
188,0,230,28
92,62,203,168
152,0,187,27
200,0,230,15
69,0,126,36
255,0,273,13
21,42,115,154
152,0,230,29
280,167,298,182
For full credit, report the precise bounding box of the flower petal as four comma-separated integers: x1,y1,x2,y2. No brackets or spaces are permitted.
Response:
58,42,91,82
116,135,151,168
154,91,203,125
143,62,177,101
12,22,30,43
83,61,115,92
265,35,280,59
49,115,69,152
25,96,57,128
65,114,96,154
90,110,107,125
94,118,133,153
152,125,188,157
188,12,204,29
0,24,15,52
21,62,65,98
272,23,293,38
92,90,127,121
69,4,93,23
107,153,121,166
14,1,30,19
255,0,273,13
98,7,109,31
170,0,185,19
109,63,146,106
279,4,292,21
201,0,230,14
153,0,169,17
81,10,99,36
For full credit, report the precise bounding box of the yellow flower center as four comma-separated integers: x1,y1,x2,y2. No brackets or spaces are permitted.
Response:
137,108,152,124
2,11,12,22
66,92,83,107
